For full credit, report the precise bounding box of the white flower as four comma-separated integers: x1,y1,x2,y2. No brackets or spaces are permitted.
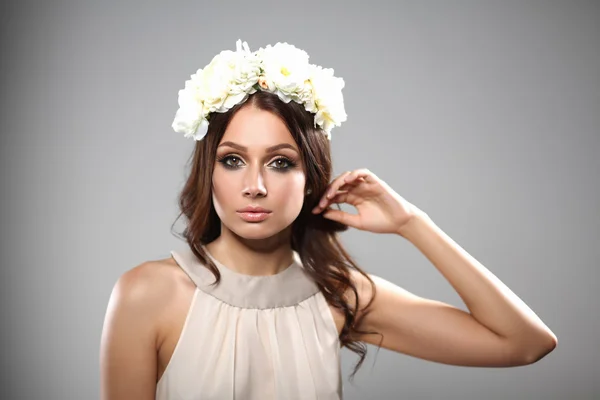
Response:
171,86,207,140
172,39,347,141
200,40,261,113
257,42,311,104
172,40,260,140
306,64,347,134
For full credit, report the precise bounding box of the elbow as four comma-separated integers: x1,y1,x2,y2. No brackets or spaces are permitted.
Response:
516,333,558,366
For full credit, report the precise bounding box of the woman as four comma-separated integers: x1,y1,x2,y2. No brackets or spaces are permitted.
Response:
100,40,557,399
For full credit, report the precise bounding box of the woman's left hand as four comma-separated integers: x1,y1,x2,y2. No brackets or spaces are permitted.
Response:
312,169,423,235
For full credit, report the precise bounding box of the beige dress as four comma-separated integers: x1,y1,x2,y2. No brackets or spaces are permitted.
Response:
155,245,343,400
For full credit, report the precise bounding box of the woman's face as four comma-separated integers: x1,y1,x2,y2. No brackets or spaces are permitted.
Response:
212,105,307,241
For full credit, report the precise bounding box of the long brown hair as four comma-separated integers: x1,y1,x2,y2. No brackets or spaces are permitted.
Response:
171,90,382,381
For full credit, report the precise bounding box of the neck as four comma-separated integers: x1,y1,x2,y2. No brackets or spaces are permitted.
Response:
205,228,294,276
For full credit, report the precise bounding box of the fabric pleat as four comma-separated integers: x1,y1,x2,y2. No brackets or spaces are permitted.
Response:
155,245,342,400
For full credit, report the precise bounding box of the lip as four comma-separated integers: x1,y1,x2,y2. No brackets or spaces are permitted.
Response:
237,205,272,213
237,211,271,222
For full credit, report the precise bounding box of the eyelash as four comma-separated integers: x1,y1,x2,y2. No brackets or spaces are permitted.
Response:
216,155,298,171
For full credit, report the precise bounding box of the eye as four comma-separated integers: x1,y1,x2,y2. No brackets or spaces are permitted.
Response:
270,157,296,170
218,155,244,169
217,155,297,171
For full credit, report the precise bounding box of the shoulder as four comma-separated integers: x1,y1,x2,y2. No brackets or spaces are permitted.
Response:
112,257,181,301
323,267,376,320
106,256,194,332
321,267,377,336
345,268,376,311
100,256,192,397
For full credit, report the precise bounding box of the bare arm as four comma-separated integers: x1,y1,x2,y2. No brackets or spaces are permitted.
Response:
353,212,557,367
100,264,162,399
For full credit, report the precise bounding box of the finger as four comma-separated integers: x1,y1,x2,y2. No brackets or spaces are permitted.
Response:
325,171,353,200
324,178,364,205
312,189,352,213
327,190,350,205
331,170,373,197
316,176,363,213
342,176,366,187
343,171,362,184
312,194,341,213
322,208,361,227
320,169,375,209
325,171,366,200
349,169,377,185
353,170,378,184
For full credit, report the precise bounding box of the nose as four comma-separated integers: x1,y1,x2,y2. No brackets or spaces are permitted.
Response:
242,164,267,198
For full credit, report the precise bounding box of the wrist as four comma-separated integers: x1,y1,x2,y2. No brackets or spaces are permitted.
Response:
396,209,431,239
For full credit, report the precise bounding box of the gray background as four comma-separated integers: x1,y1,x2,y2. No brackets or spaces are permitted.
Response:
1,1,598,399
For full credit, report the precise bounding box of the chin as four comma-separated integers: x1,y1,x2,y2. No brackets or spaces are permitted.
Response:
228,227,281,241
225,217,295,240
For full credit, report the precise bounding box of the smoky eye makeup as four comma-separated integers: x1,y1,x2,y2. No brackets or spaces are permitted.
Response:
216,154,299,171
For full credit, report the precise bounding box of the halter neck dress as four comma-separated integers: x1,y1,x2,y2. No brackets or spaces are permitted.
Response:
155,245,343,399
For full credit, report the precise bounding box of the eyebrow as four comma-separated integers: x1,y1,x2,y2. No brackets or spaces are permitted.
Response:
217,141,299,154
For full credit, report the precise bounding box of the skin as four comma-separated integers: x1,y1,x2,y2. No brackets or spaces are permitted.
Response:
100,105,557,399
206,104,308,276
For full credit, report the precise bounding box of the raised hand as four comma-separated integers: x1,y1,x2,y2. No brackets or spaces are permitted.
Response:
312,168,423,235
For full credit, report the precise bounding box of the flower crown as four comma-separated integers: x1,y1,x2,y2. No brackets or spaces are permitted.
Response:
172,39,347,141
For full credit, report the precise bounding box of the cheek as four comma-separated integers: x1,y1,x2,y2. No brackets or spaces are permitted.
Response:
212,171,227,195
272,173,306,208
211,170,233,213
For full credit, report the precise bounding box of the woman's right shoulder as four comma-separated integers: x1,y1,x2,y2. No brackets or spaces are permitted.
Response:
108,256,192,317
101,256,191,399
